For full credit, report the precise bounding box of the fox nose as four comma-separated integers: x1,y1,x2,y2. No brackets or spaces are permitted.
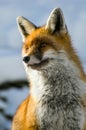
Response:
23,56,30,63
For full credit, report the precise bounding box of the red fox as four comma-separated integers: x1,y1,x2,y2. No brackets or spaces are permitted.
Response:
12,8,86,130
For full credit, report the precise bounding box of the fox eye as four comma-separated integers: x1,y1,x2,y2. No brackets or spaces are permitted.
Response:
40,42,46,48
25,47,29,51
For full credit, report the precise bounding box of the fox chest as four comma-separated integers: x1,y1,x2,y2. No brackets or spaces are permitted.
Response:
35,82,82,130
31,76,83,130
29,66,83,130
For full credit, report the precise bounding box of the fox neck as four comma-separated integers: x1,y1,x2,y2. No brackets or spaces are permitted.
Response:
26,57,84,100
26,60,85,130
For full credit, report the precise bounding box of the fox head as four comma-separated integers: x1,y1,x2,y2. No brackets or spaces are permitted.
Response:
17,8,85,78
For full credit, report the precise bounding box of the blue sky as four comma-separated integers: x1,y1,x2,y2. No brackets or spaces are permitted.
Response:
0,0,86,82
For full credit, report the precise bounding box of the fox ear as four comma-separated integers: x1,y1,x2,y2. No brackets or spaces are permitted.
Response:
45,8,67,34
17,16,37,41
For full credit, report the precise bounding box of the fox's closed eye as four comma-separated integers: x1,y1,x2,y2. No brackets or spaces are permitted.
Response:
26,47,29,51
40,42,46,48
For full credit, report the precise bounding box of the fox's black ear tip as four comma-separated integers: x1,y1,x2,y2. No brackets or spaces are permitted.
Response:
51,8,63,13
53,7,61,10
51,8,64,18
57,8,62,11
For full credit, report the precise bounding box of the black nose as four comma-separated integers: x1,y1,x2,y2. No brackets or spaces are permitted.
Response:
23,56,30,63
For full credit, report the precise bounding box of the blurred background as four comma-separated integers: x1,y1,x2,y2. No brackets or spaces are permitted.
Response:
0,0,86,129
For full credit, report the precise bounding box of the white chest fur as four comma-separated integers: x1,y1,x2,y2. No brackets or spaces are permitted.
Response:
26,61,85,130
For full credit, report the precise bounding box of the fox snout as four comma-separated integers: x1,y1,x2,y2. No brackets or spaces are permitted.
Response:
23,56,30,63
23,53,42,66
22,48,43,66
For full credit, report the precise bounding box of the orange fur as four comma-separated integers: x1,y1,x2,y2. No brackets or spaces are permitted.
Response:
12,95,39,130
